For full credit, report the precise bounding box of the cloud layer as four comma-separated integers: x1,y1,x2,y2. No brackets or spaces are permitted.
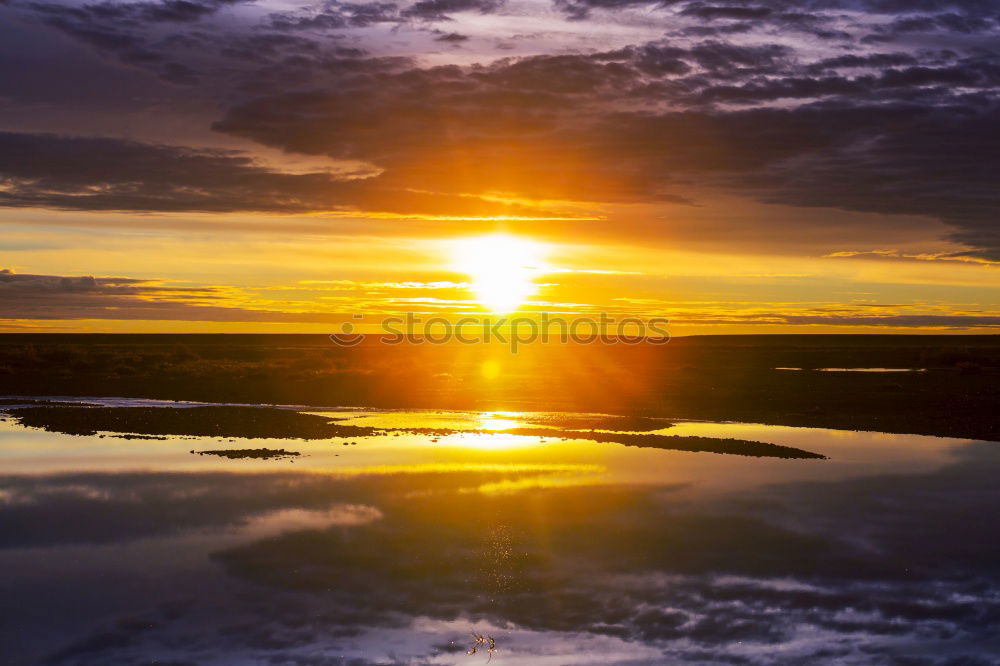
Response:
2,0,999,256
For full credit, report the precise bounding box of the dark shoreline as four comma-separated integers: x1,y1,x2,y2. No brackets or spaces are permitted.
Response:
6,405,826,459
2,334,998,441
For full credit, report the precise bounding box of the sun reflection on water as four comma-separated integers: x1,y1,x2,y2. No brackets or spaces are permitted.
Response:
477,412,525,431
442,431,542,451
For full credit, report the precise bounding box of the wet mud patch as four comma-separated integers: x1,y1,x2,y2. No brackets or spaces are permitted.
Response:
385,426,826,459
193,448,301,461
9,406,383,440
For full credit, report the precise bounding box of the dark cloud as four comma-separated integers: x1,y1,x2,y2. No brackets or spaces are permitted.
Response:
36,13,163,61
263,0,504,31
3,0,391,90
2,0,999,256
805,52,920,73
679,22,754,36
1,270,117,293
682,313,1000,329
552,0,1000,45
26,0,246,26
864,11,997,43
0,273,352,323
0,267,384,322
433,30,468,42
8,0,251,81
210,39,1000,255
680,5,774,20
0,268,277,322
0,131,563,218
723,103,1000,258
553,0,664,20
0,130,342,213
687,40,792,75
402,0,504,20
267,0,401,31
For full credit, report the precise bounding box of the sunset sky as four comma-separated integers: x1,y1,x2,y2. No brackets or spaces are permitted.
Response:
1,0,998,333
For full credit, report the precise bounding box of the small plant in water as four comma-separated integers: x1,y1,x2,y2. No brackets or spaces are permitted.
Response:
466,633,497,662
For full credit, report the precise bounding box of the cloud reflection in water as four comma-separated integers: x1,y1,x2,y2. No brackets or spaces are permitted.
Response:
1,409,999,664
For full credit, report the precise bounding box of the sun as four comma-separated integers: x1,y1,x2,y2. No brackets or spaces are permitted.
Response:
451,234,550,313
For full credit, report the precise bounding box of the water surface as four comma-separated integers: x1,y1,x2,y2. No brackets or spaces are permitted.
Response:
2,398,999,665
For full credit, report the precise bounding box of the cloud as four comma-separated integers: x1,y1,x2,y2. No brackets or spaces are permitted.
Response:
7,434,1000,663
9,0,253,82
2,0,999,258
0,269,105,292
552,0,662,21
0,268,366,323
272,0,507,34
0,268,484,323
267,0,402,30
0,269,522,323
211,42,1000,255
671,312,1000,330
0,470,385,548
204,449,1000,661
827,249,1000,267
0,268,264,321
679,5,774,20
402,0,504,20
433,30,469,42
608,295,1000,329
863,11,998,43
0,131,571,218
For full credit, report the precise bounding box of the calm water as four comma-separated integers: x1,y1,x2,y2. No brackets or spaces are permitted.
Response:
2,399,1000,665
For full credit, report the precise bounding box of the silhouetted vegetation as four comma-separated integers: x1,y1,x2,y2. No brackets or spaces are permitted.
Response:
194,448,300,460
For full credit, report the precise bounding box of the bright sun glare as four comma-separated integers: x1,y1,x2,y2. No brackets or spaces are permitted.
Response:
451,234,550,313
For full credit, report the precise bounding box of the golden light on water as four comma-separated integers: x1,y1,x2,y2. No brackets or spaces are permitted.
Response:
478,412,524,431
431,412,534,451
441,431,539,451
451,233,550,313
